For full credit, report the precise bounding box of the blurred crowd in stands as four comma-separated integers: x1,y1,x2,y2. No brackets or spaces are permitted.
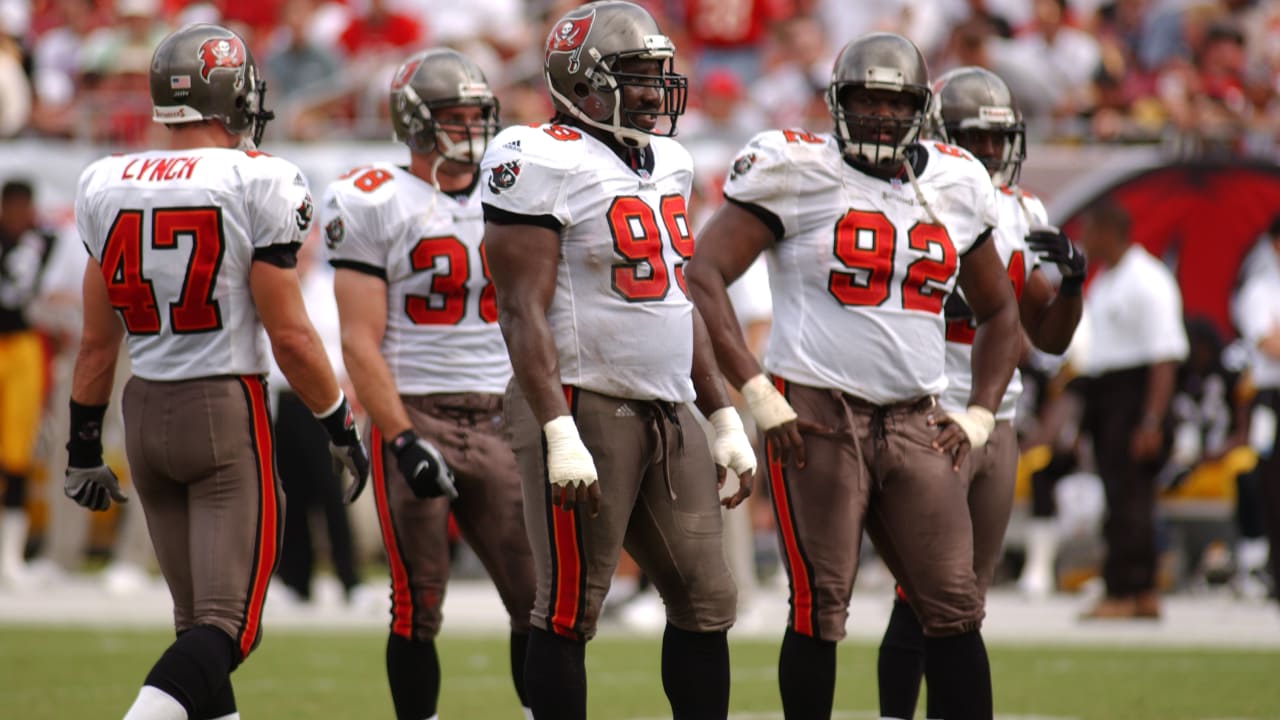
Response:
0,0,1277,158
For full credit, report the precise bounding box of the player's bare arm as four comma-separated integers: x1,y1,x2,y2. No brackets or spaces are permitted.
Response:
334,268,413,437
1018,269,1082,355
486,221,600,516
70,260,124,406
933,234,1020,467
252,261,341,410
690,305,755,508
252,259,371,501
687,201,810,468
65,259,130,512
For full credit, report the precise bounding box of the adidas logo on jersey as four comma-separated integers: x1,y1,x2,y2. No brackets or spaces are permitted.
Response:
503,140,521,151
615,404,636,417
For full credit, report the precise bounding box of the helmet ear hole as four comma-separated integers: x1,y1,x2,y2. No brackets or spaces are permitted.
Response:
573,82,591,98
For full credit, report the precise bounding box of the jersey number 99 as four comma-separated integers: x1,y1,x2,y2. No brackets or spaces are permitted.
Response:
608,194,694,302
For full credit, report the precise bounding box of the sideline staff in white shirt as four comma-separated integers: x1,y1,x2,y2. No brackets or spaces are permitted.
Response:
1232,215,1280,602
1075,200,1188,619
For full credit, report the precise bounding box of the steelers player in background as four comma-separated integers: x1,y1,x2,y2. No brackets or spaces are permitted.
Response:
0,179,56,589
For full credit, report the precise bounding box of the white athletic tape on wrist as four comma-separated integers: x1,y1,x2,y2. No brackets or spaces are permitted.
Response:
946,405,996,449
313,391,345,419
542,416,598,488
709,407,757,477
740,374,798,431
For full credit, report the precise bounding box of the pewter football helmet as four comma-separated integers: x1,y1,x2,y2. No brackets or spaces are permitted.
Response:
930,66,1026,185
544,0,688,148
390,48,499,164
826,33,931,168
149,23,273,147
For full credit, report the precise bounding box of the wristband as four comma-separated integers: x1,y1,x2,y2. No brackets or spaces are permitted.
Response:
67,400,108,468
316,392,352,439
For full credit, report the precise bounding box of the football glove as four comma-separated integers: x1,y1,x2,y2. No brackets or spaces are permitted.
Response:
1026,225,1086,293
740,374,798,431
390,430,457,501
316,394,371,504
65,400,128,512
709,407,757,478
946,405,997,449
542,416,598,490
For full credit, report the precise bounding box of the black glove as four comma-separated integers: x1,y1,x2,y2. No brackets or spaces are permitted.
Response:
65,401,128,512
316,395,371,504
390,430,457,501
1026,225,1086,294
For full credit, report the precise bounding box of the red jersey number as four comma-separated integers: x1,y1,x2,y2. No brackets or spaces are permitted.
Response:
405,236,497,325
607,194,695,302
101,207,224,335
945,249,1026,345
338,166,393,193
829,209,958,313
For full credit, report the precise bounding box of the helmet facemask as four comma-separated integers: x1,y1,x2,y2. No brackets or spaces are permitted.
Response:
554,35,688,148
398,82,500,165
242,65,274,149
828,76,931,169
943,111,1025,186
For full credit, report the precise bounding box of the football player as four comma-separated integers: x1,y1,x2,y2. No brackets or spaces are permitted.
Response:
480,2,757,718
68,24,369,720
323,48,536,720
686,34,1021,720
0,179,56,588
875,66,1086,720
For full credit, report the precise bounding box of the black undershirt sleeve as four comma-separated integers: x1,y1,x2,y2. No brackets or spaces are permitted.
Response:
482,204,564,233
960,228,993,256
328,259,387,281
724,196,784,241
252,242,300,269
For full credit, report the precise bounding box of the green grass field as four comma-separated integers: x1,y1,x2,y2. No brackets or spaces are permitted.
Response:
2,626,1277,719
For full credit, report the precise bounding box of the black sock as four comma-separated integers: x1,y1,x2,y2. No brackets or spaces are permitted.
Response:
523,626,586,720
661,624,729,719
924,630,992,720
143,626,237,716
386,633,440,720
877,599,925,719
510,630,530,708
778,627,836,719
3,474,26,508
197,680,236,719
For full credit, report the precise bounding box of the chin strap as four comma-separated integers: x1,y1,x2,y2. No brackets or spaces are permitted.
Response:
901,149,942,226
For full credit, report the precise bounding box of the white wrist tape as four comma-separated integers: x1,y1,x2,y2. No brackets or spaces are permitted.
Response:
542,416,598,489
946,405,996,449
709,407,757,477
741,374,798,431
314,391,345,419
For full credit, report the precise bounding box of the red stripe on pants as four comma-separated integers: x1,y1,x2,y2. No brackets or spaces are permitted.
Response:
548,385,582,638
238,376,280,658
767,376,814,637
371,426,414,637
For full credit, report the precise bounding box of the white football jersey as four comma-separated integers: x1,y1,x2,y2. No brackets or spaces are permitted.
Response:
940,187,1046,419
322,162,510,395
481,123,696,403
724,130,999,404
75,148,313,381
